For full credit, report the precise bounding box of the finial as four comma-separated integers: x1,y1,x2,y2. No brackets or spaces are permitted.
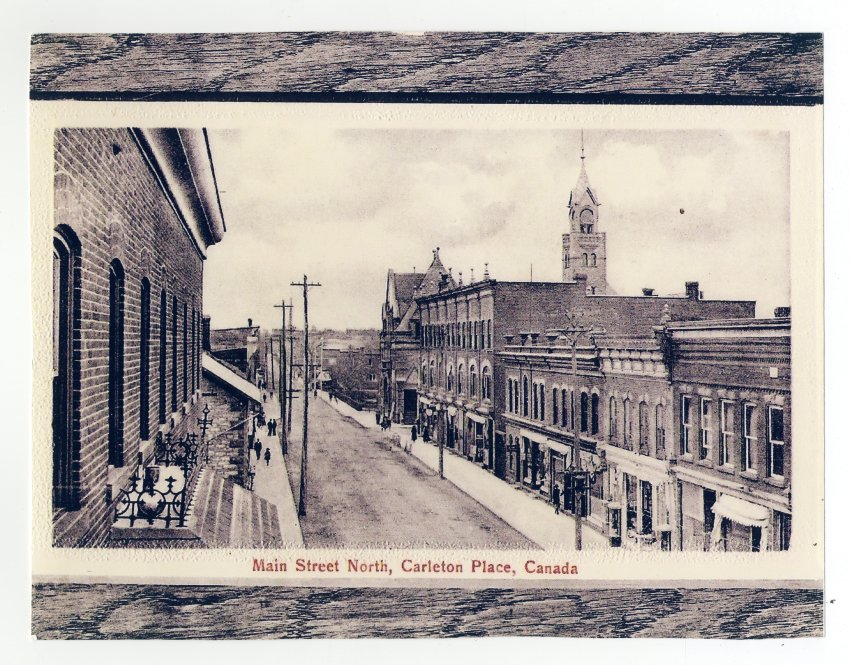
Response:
661,303,671,324
581,129,585,161
483,262,490,280
458,270,463,286
470,268,475,283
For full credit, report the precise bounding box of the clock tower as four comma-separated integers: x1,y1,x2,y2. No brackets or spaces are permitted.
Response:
561,138,609,294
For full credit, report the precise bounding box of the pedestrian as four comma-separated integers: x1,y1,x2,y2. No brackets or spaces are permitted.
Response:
411,423,418,442
375,411,381,426
267,420,272,437
552,483,561,515
423,424,430,443
254,439,262,460
271,419,277,436
407,424,418,454
263,392,267,403
264,448,271,466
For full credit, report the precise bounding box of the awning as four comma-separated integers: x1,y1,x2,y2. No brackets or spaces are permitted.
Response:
544,439,573,457
466,412,487,424
419,396,432,406
711,494,771,527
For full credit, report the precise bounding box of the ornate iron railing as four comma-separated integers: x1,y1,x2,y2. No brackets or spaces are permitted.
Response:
114,470,189,528
115,430,206,528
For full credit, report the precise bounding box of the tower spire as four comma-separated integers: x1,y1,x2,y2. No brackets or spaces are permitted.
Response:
580,129,585,162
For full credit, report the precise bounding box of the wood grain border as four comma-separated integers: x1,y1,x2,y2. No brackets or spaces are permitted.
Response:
29,31,824,639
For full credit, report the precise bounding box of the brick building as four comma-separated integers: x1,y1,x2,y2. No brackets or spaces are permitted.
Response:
209,320,261,384
379,250,453,424
51,128,225,546
668,315,792,552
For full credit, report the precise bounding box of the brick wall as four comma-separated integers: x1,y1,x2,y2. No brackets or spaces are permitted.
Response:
53,128,206,546
200,374,252,484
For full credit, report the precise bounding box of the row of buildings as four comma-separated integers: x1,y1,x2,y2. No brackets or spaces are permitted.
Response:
50,127,282,547
380,152,792,552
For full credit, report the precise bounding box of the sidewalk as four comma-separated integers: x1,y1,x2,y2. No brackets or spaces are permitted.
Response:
318,391,608,550
249,397,304,546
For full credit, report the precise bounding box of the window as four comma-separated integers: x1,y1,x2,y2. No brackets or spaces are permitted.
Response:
52,227,80,509
429,359,435,387
470,364,478,398
580,392,589,433
561,389,568,427
447,365,454,392
591,394,600,435
108,260,125,467
680,396,692,455
482,366,491,400
159,290,167,423
139,279,151,441
564,253,569,268
699,398,712,461
622,398,632,449
742,403,756,472
514,380,519,415
655,403,666,457
420,363,426,386
171,295,178,412
458,364,464,394
638,401,649,454
182,302,188,402
461,323,466,349
609,396,618,438
583,253,588,266
522,377,529,416
552,388,559,425
720,400,734,466
532,383,539,419
768,406,785,478
480,320,485,349
591,253,597,267
539,383,545,422
487,320,492,349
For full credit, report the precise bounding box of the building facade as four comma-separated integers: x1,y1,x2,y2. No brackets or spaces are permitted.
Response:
669,316,792,552
51,128,225,546
379,250,453,424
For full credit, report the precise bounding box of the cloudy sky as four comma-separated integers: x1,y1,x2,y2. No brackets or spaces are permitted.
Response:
204,123,789,330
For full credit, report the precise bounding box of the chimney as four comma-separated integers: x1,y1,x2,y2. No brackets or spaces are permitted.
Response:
642,288,656,297
685,281,700,300
248,318,253,328
774,306,791,318
202,315,211,351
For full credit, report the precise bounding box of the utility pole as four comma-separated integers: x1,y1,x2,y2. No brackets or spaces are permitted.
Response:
557,312,592,552
290,276,321,517
288,299,295,433
274,300,294,454
269,338,275,395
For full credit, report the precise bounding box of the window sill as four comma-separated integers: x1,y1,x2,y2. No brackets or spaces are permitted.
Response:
696,458,714,469
765,476,787,488
740,470,760,481
716,464,736,475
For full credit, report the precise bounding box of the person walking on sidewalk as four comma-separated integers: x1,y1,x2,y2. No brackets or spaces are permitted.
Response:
254,439,262,461
552,483,561,515
406,424,418,454
271,419,277,436
264,448,271,466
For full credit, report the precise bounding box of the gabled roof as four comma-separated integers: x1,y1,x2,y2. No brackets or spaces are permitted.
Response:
392,271,423,313
202,353,262,403
413,248,454,297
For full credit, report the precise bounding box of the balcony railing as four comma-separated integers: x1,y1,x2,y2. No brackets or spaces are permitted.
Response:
114,431,207,529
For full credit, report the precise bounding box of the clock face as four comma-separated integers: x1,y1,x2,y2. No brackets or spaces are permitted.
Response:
580,208,595,224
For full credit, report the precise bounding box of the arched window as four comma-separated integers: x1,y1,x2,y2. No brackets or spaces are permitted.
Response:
539,384,545,421
561,388,568,427
429,359,435,387
470,364,477,397
655,403,666,456
53,226,81,509
583,253,589,266
639,401,650,454
447,365,453,392
609,396,617,438
580,392,589,433
159,289,167,423
564,253,569,268
108,260,125,467
171,295,178,412
420,362,426,385
552,388,559,425
482,366,491,400
591,393,600,435
461,322,466,349
532,382,539,419
182,302,188,402
458,364,465,393
139,278,151,441
591,253,597,266
623,398,632,449
522,376,529,416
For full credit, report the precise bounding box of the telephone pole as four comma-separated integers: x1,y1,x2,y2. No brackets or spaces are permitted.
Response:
290,276,321,517
274,300,294,454
287,299,295,433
